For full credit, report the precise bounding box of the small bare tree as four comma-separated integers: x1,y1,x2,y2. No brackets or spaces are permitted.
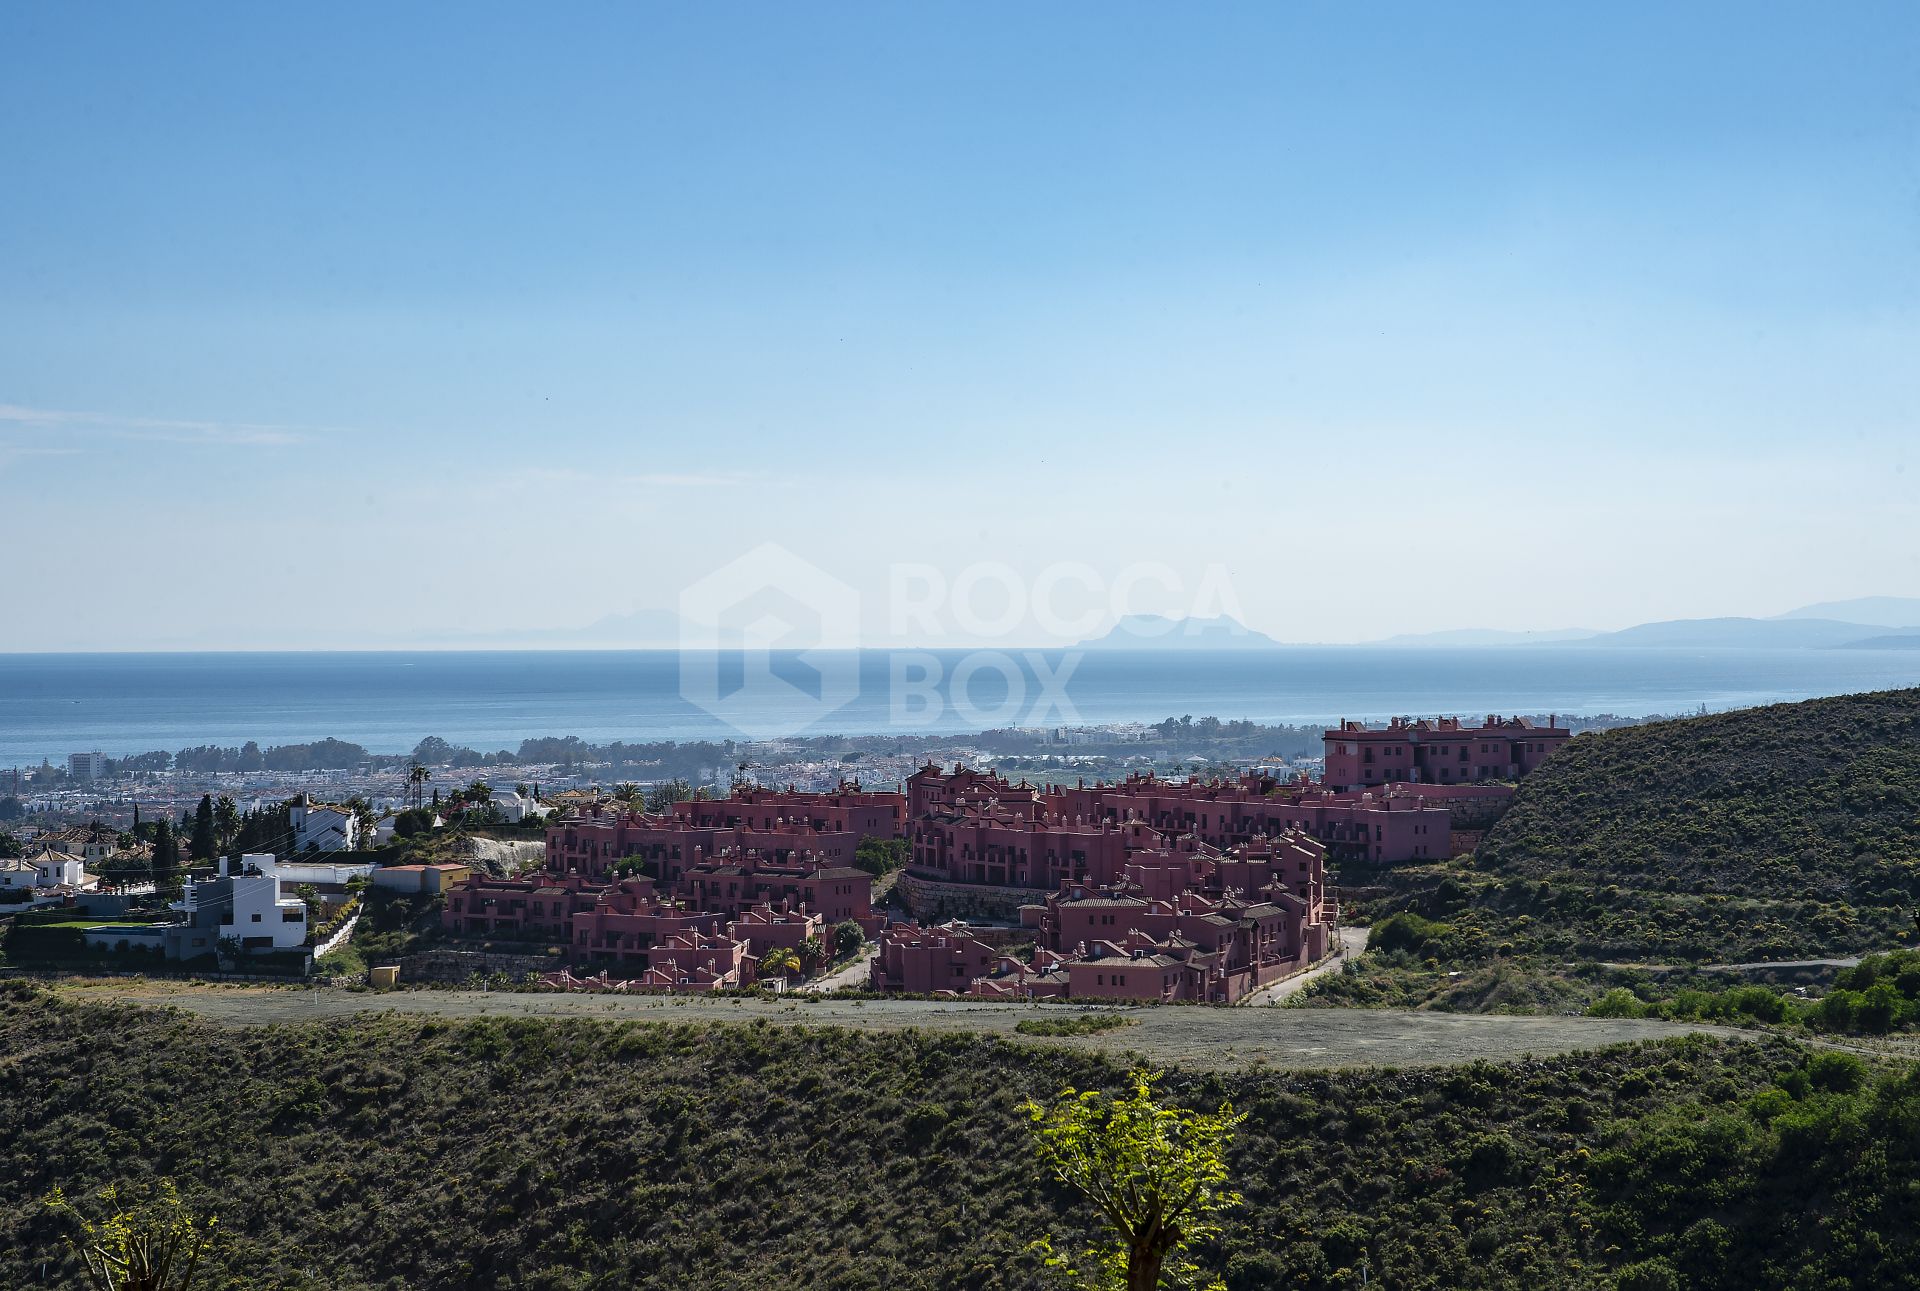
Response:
44,1180,216,1291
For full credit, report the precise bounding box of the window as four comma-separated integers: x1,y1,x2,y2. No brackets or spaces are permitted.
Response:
250,912,262,922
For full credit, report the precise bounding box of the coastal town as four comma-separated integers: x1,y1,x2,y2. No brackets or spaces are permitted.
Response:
1,714,1570,1002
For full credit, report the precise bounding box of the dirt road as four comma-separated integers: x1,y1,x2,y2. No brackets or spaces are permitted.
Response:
56,979,1747,1072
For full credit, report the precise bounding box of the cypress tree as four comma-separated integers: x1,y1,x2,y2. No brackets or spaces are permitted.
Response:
152,817,179,878
191,794,216,863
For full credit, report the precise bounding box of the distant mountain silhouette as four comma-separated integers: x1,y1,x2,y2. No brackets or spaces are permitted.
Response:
1077,614,1283,650
1833,634,1920,651
1577,617,1889,649
1372,627,1601,647
1773,596,1920,629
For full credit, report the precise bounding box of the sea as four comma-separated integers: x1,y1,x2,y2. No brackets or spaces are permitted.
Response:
0,647,1916,764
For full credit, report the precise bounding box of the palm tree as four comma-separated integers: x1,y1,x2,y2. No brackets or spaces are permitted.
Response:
760,947,802,980
407,764,429,810
213,796,239,852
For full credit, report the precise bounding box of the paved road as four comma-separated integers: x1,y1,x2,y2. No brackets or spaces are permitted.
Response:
1241,926,1370,1006
57,980,1747,1072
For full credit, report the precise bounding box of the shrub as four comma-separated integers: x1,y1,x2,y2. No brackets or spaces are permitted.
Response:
1615,1257,1682,1291
1806,1052,1867,1095
1015,1013,1136,1037
1814,990,1862,1032
1588,988,1647,1019
1856,982,1903,1033
1370,913,1450,956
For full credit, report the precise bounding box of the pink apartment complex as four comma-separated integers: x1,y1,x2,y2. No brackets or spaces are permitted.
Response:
443,783,887,988
905,764,1460,871
874,797,1339,1003
1322,714,1570,791
543,779,895,880
438,715,1567,996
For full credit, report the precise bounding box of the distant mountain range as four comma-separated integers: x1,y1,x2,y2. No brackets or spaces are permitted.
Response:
395,595,1920,653
1373,627,1602,647
1571,616,1891,649
1077,614,1285,650
1359,596,1920,652
1078,597,1920,652
1835,634,1920,651
1773,596,1920,628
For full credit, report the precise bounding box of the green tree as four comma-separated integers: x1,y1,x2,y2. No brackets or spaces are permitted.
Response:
832,919,865,961
643,779,695,813
1023,1070,1244,1291
0,795,25,821
43,1179,216,1291
189,796,216,864
1857,981,1903,1033
760,947,802,980
394,808,435,839
345,796,377,845
854,836,910,877
151,818,179,880
212,797,239,852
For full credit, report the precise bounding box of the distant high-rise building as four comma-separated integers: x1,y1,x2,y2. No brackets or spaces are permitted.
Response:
68,751,108,781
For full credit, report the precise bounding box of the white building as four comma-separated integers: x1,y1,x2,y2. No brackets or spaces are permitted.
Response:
68,751,107,781
38,824,121,864
222,873,309,950
0,849,96,892
487,791,550,825
251,853,376,892
289,796,361,853
178,861,308,951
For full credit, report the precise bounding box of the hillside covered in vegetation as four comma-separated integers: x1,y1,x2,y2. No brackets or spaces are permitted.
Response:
4,983,1919,1291
1459,687,1920,961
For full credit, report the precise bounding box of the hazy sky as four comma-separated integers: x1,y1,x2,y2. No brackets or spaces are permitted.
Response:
2,2,1916,650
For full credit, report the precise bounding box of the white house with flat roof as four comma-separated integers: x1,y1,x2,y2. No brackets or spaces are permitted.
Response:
290,796,360,853
218,873,309,950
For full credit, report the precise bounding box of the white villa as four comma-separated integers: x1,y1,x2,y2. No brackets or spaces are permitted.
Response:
290,796,361,853
0,849,97,894
488,791,551,825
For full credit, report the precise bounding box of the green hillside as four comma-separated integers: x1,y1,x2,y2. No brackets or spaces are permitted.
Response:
5,983,1920,1291
1470,687,1920,961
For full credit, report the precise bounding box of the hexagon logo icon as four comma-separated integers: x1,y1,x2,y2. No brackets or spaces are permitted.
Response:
678,542,862,740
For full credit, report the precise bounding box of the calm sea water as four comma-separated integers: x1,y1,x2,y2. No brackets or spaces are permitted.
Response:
0,647,1915,763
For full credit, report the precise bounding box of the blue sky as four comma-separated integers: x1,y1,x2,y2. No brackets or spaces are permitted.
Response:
2,2,1915,648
